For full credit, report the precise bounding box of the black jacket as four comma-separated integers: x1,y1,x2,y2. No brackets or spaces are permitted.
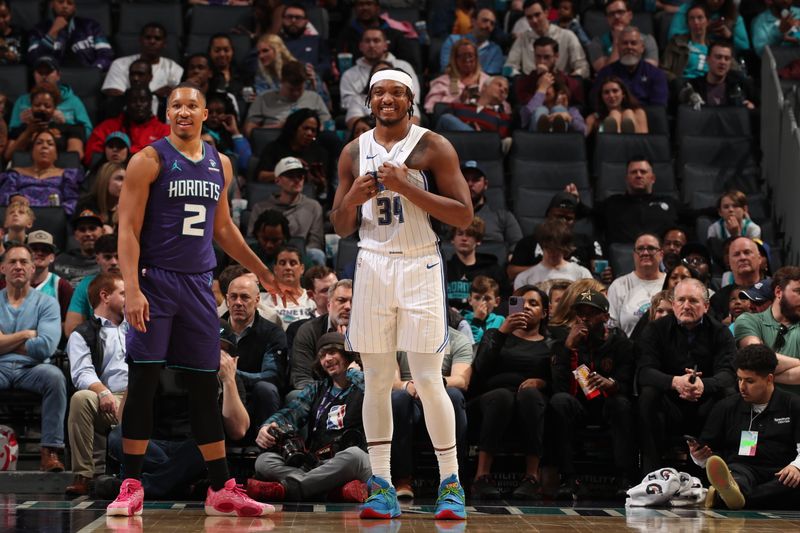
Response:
224,312,288,392
636,314,736,396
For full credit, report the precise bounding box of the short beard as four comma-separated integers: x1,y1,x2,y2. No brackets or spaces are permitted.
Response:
375,113,407,127
620,54,640,67
780,296,800,323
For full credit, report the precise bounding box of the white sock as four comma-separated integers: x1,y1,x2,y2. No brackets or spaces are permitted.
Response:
407,352,459,483
360,352,396,483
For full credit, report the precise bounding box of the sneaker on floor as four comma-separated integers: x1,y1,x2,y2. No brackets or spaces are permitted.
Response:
393,477,414,499
339,480,369,503
706,456,745,510
470,475,501,500
360,476,401,519
434,474,467,520
106,478,144,517
205,478,276,516
245,478,285,502
511,475,542,500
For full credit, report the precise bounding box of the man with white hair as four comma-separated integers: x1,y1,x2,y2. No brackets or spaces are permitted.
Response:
331,67,473,520
636,278,736,474
593,26,668,107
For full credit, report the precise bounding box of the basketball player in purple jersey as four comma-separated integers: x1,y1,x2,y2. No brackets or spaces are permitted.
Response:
107,83,287,517
330,69,473,520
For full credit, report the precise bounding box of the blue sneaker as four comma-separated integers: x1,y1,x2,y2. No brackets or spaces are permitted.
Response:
434,474,467,520
359,476,401,519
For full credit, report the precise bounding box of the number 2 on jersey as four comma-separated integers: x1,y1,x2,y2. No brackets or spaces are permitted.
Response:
183,203,206,236
377,196,404,226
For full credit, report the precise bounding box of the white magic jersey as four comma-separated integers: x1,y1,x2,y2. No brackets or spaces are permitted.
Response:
357,124,439,256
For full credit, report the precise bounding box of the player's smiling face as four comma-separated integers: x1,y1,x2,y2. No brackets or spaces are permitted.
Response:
168,88,208,139
370,80,410,127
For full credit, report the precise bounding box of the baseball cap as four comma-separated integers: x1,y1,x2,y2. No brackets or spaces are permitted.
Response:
34,56,59,73
274,157,307,178
460,160,486,179
740,279,774,302
219,321,238,355
27,230,56,253
546,191,578,213
571,289,609,313
105,131,131,149
317,332,346,354
72,209,103,227
679,242,712,265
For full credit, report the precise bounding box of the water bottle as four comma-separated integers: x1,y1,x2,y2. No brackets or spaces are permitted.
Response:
414,21,430,46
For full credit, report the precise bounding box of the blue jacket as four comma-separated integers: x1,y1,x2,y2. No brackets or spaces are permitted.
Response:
9,83,93,139
440,34,505,74
0,289,61,365
283,32,331,78
593,60,669,107
27,16,113,70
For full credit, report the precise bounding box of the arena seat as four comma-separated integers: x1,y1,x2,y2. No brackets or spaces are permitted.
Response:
10,0,42,31
582,9,654,39
595,160,675,200
592,133,671,173
0,65,30,101
608,242,635,278
59,67,105,98
511,131,587,162
77,2,111,36
118,2,183,36
189,5,250,35
114,33,182,62
251,129,282,160
676,106,751,138
509,160,590,198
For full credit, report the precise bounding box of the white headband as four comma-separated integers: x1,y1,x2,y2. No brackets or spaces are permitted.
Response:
369,70,413,92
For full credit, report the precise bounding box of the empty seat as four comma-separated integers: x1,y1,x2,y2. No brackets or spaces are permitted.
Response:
681,164,761,202
250,128,281,159
679,135,754,167
510,160,590,195
59,66,105,98
608,243,634,277
32,207,69,251
306,6,330,41
596,160,675,200
676,106,751,138
0,65,29,101
76,3,111,35
10,0,42,31
695,215,714,242
511,131,587,162
477,241,508,267
119,2,183,36
386,8,420,23
189,5,250,34
440,131,503,160
643,105,670,136
592,133,671,172
246,182,280,205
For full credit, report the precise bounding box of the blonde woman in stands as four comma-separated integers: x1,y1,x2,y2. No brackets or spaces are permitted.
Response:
424,39,490,114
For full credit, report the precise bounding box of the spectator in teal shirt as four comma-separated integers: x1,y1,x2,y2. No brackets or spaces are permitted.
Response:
63,234,118,337
668,0,750,52
751,0,800,56
462,275,505,344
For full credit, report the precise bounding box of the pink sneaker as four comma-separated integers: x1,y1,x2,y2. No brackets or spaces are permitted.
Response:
205,478,276,517
106,479,144,517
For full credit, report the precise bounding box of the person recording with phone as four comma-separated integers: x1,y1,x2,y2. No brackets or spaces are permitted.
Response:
549,289,636,500
469,286,552,500
687,344,800,509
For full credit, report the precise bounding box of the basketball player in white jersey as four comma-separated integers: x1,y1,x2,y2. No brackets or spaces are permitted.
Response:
330,69,473,520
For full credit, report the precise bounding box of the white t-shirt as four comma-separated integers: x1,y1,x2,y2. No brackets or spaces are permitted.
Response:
261,291,317,331
102,54,184,93
607,271,666,337
514,261,592,290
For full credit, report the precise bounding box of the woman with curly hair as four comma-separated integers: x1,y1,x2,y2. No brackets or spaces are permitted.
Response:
585,76,648,135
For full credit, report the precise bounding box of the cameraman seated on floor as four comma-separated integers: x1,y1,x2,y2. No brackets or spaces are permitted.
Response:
247,332,370,503
95,325,248,500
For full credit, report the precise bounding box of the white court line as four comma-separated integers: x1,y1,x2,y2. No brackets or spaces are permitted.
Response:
656,510,680,517
172,503,186,510
16,501,36,509
313,504,326,513
606,509,624,517
702,510,727,519
506,506,524,515
74,501,93,509
560,508,580,516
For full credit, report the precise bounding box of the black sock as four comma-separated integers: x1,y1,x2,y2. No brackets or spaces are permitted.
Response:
206,457,230,491
123,453,146,481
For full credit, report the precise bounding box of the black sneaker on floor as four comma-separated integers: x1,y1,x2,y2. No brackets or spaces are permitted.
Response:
511,475,542,500
614,476,635,500
470,475,502,500
555,476,582,501
90,475,122,500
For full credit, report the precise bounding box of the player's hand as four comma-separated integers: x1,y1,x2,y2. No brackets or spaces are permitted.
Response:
125,288,150,333
256,422,279,449
377,162,408,194
258,269,297,307
218,351,237,383
776,465,800,487
346,173,379,206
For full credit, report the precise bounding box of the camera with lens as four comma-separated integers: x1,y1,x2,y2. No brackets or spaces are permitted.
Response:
268,424,317,469
32,111,50,122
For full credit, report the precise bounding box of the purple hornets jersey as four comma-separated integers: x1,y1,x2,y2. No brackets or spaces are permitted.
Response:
138,138,224,273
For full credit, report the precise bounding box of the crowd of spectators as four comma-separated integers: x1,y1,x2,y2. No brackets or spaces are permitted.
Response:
0,0,798,510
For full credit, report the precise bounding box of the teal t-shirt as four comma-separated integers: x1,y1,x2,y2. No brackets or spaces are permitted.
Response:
683,41,709,79
67,273,97,318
